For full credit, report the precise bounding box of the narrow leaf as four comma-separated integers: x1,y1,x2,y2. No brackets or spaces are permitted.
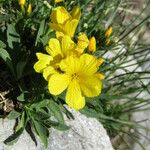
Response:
16,61,27,80
4,128,24,145
16,111,26,131
44,120,70,131
0,40,6,48
7,24,20,49
7,111,21,120
33,120,48,148
17,92,29,102
48,100,64,124
35,20,45,46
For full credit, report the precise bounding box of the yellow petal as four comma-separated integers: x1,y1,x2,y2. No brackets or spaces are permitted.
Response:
80,75,102,97
49,22,64,32
48,73,71,95
96,73,105,80
46,38,62,57
43,66,57,81
71,6,81,20
36,53,53,61
61,35,75,56
75,32,89,54
88,36,96,53
34,60,49,73
60,56,79,74
66,79,85,110
64,19,79,38
50,6,71,24
97,58,104,67
34,53,53,73
79,54,98,75
56,31,64,39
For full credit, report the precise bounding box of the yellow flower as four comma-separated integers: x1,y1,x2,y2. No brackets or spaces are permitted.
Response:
49,6,81,38
34,34,104,110
55,0,63,3
27,3,32,16
34,33,90,79
105,26,112,38
18,0,26,6
88,36,96,53
48,54,104,110
34,35,76,80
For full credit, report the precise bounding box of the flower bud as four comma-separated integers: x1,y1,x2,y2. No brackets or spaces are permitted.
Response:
105,26,112,38
55,0,63,3
18,0,26,6
88,36,96,53
106,38,110,45
27,3,32,16
71,6,81,20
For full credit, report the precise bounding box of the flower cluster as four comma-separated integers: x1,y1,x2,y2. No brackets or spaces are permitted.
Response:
34,6,104,110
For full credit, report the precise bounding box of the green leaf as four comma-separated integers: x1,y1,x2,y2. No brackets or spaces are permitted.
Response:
80,107,100,118
33,120,48,148
16,111,26,132
53,123,70,131
17,93,25,102
0,40,6,48
105,0,121,28
111,122,122,130
0,48,15,76
7,24,20,49
16,61,27,80
30,99,50,110
25,123,38,146
30,109,50,121
35,20,45,46
40,29,54,46
48,100,64,124
59,104,74,120
80,0,91,6
17,92,28,102
7,111,21,120
4,128,24,145
44,120,70,131
0,14,12,22
0,48,11,62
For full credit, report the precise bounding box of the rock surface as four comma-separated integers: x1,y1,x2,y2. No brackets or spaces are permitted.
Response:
0,108,113,150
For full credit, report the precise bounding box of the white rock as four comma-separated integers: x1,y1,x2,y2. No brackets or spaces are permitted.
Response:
0,108,113,150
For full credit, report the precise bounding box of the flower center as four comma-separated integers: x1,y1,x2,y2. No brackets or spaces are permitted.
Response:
71,73,79,80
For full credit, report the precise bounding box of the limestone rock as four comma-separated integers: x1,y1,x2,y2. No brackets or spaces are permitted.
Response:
0,108,113,150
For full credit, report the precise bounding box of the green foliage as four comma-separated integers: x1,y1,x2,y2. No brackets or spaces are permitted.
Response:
7,110,21,120
0,0,150,149
4,128,24,145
